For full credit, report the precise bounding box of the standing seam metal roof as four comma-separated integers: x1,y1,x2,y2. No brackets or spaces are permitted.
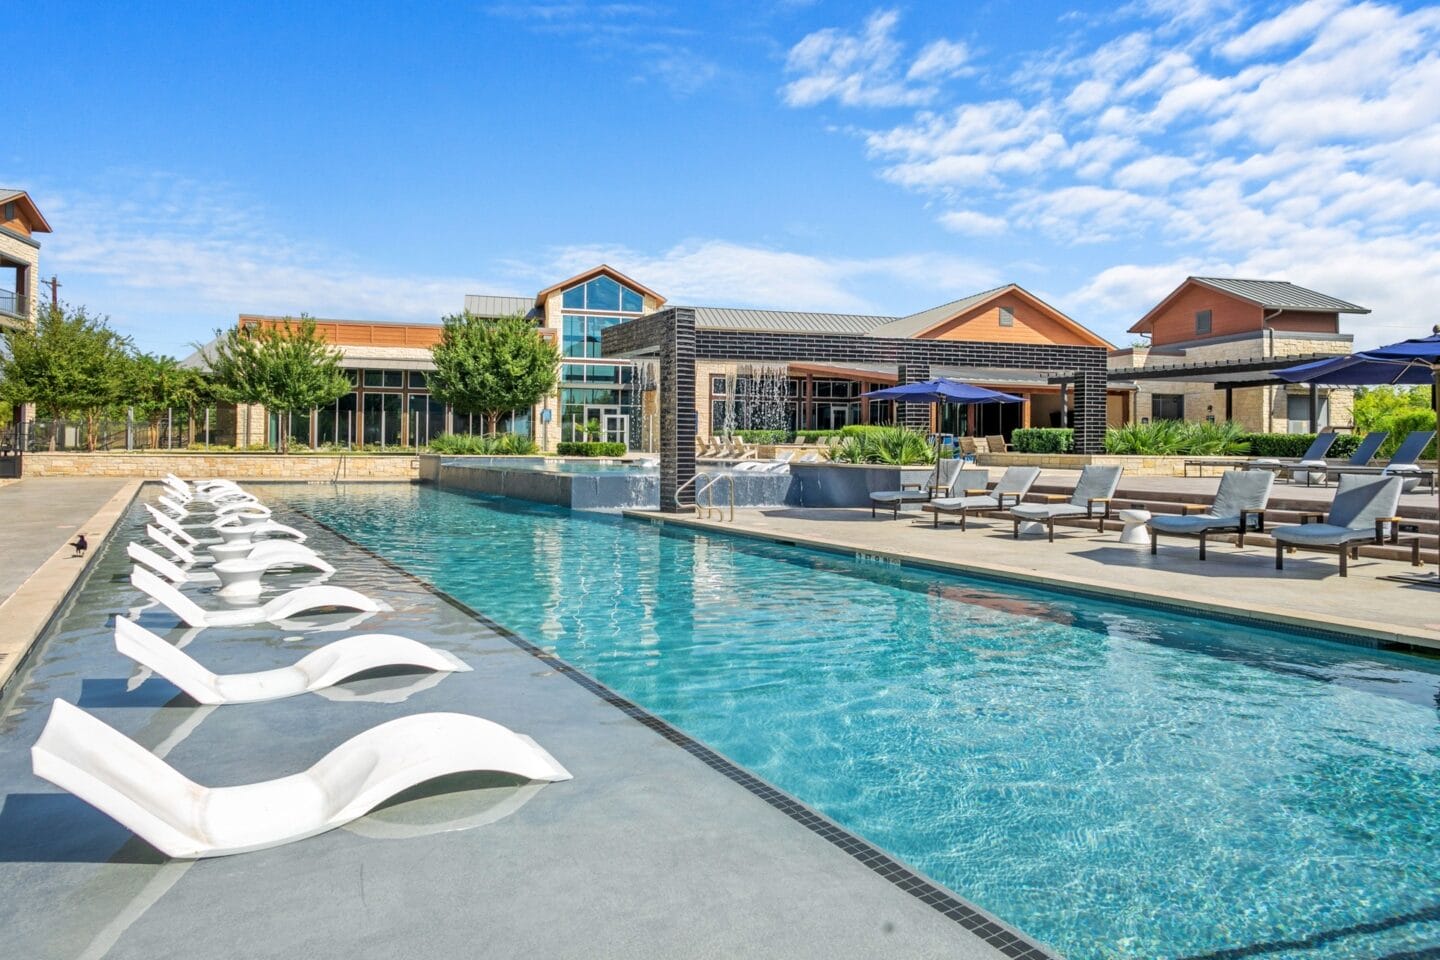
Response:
1190,278,1370,313
862,286,1013,339
684,305,897,335
462,295,540,319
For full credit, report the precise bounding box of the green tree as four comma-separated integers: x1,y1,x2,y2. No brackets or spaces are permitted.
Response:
203,317,350,453
0,301,133,450
429,313,560,435
1353,385,1437,458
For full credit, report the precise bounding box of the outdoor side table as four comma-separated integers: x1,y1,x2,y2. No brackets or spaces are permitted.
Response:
1118,508,1152,545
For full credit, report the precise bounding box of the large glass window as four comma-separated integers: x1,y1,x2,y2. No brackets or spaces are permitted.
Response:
562,315,626,358
363,370,403,388
560,276,645,313
1153,394,1185,420
407,394,447,447
363,393,403,446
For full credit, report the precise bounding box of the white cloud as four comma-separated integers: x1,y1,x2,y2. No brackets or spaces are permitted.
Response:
937,210,1009,235
521,239,1000,314
908,39,972,81
781,10,971,108
787,1,1440,349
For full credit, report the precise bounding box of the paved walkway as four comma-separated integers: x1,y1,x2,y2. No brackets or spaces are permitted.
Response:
639,504,1440,650
0,478,130,604
0,478,137,693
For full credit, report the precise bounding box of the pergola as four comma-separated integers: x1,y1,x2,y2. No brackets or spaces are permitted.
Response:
1108,353,1343,431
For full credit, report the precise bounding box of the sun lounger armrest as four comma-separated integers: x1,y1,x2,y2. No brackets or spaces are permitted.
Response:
1299,512,1326,524
1086,497,1113,518
899,483,923,491
931,485,951,498
995,492,1023,508
1038,494,1069,502
1376,515,1402,544
963,488,990,496
1239,508,1265,532
1181,504,1209,514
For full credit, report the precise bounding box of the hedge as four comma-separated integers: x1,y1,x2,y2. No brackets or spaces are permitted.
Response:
1011,428,1074,453
1240,432,1361,459
732,430,791,444
556,441,627,457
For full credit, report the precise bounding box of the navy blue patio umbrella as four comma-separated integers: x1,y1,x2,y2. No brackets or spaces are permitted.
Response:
1276,327,1440,585
861,379,1024,486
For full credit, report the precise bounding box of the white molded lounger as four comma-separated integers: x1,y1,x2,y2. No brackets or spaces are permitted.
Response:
127,542,195,585
213,501,272,521
213,550,335,598
145,506,199,546
31,699,570,858
130,567,385,627
215,520,306,545
114,617,469,704
147,525,198,564
157,494,189,518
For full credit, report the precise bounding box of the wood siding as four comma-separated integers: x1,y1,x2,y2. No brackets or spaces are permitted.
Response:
922,293,1099,347
1144,284,1261,345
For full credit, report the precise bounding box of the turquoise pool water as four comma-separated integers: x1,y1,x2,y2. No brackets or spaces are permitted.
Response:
278,484,1440,960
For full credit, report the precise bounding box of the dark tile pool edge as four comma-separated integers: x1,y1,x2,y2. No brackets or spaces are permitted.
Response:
286,503,1064,960
628,511,1440,657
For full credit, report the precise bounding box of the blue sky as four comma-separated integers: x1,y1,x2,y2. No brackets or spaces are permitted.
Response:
7,0,1439,355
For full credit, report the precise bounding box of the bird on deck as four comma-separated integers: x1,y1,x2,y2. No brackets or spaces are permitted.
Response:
70,534,88,558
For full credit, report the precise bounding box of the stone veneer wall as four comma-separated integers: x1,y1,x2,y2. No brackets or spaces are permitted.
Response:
22,453,420,480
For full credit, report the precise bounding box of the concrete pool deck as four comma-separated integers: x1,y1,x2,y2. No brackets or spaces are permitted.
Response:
0,491,1040,960
0,478,138,694
626,503,1440,652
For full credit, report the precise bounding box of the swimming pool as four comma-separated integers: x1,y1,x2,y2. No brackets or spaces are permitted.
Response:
277,483,1440,960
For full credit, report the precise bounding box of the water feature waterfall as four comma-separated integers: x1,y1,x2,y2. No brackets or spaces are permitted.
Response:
722,364,791,435
627,361,658,452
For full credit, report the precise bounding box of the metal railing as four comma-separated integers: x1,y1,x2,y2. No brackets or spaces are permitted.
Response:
0,288,29,319
695,473,734,522
673,470,711,511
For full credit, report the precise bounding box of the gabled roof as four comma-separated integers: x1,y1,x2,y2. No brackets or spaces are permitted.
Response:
532,264,666,309
463,295,540,319
1130,277,1370,333
865,283,1114,349
863,285,1012,339
0,189,53,233
688,305,894,336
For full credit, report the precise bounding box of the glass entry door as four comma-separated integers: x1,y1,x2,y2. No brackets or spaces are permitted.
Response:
583,405,629,447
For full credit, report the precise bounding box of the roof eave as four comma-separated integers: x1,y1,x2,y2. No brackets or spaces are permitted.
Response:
532,264,667,309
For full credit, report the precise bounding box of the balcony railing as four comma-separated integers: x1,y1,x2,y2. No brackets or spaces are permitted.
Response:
0,288,30,319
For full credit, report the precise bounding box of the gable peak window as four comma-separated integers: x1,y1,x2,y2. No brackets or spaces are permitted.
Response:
1195,309,1212,335
561,274,645,313
998,306,1015,327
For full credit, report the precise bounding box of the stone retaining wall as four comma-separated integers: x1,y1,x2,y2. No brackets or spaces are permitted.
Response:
21,452,420,481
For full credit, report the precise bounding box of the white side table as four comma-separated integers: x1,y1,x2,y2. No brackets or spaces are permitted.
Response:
1118,508,1151,545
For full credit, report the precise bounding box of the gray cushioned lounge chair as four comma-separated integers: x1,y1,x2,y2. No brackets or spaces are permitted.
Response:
869,459,968,519
1271,474,1404,577
1328,431,1437,491
1288,431,1389,486
923,466,1040,529
1010,465,1122,542
1247,432,1338,473
1148,469,1273,560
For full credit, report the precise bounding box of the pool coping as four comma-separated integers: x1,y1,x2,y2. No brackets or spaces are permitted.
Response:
285,500,1064,960
0,479,142,699
622,509,1440,655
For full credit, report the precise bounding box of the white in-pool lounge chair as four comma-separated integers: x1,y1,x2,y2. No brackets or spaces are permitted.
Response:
30,699,571,858
113,617,469,705
130,540,333,596
147,525,198,564
145,506,199,546
1271,474,1407,577
1010,465,1123,541
922,466,1040,529
869,459,970,519
1147,469,1274,559
130,567,385,627
157,494,191,518
214,519,307,545
212,500,272,520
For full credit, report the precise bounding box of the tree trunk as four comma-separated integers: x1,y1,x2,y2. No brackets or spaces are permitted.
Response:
85,412,98,452
486,411,499,437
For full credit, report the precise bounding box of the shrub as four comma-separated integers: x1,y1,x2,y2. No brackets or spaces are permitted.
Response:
427,432,539,455
556,441,627,457
1012,428,1074,454
1378,408,1437,460
733,429,791,444
796,429,844,443
827,426,935,465
839,424,896,440
1104,420,1250,456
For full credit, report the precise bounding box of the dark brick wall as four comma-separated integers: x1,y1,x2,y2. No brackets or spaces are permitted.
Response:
603,317,1112,466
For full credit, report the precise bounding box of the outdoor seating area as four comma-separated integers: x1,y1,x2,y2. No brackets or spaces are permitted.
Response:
24,473,574,860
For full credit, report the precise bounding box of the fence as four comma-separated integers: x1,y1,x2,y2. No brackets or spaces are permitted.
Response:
2,416,212,454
